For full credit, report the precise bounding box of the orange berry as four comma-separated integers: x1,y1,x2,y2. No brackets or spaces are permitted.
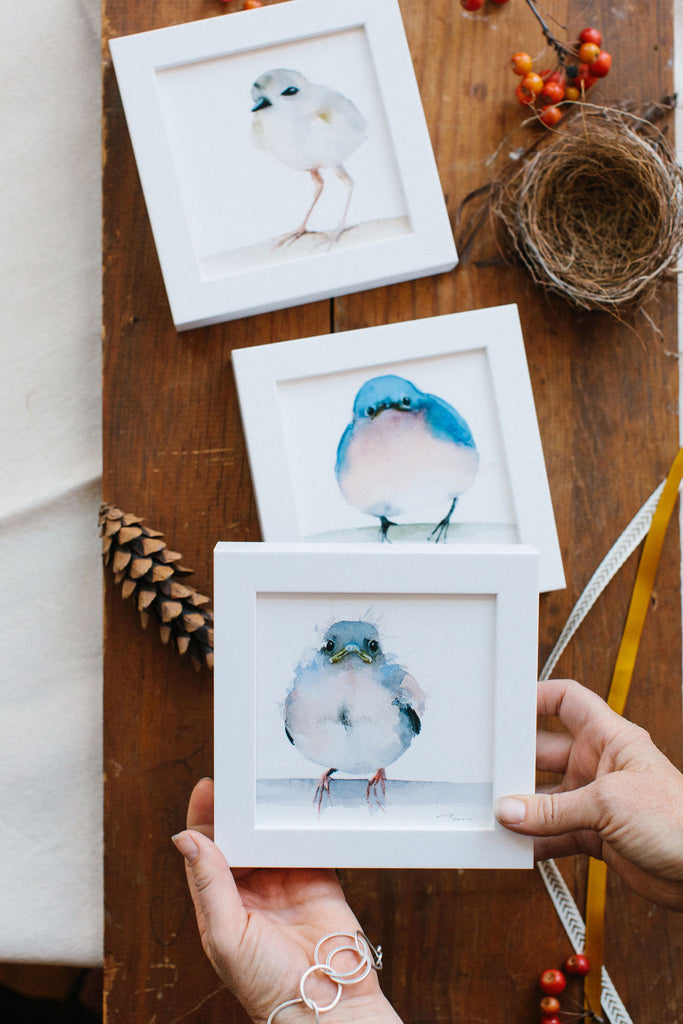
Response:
565,85,581,101
579,41,601,65
511,51,533,75
521,72,544,96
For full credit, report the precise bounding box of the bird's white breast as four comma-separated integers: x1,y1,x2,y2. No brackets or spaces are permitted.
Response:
338,410,478,519
285,659,411,774
253,85,367,171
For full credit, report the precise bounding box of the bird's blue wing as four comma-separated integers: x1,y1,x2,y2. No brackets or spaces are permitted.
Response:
335,421,354,480
424,394,476,449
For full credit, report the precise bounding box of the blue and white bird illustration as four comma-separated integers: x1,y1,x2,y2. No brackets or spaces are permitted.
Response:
335,375,479,542
251,68,367,246
284,620,426,809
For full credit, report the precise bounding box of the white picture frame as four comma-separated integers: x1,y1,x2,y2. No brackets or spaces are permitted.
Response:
109,0,456,330
233,304,565,592
213,542,538,869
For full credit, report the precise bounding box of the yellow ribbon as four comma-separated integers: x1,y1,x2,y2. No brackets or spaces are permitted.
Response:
583,446,683,1017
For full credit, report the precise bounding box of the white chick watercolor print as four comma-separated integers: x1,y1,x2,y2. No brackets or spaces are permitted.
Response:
251,68,368,247
283,620,426,812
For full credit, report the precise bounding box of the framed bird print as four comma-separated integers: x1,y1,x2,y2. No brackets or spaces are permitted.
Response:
233,304,565,592
213,542,539,869
108,0,456,330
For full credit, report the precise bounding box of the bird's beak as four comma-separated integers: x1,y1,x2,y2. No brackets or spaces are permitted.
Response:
330,643,372,664
251,96,272,112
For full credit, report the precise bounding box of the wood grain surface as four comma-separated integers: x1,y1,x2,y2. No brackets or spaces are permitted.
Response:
102,1,682,1021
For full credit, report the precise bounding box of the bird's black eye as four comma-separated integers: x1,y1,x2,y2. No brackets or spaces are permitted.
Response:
366,405,376,418
401,396,411,407
281,86,299,97
324,639,335,653
367,638,379,653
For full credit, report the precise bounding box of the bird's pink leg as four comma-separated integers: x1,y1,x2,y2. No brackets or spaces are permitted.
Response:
366,767,387,808
314,767,336,812
277,169,324,247
324,164,353,245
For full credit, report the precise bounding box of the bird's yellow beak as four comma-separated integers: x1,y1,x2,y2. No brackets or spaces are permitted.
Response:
330,644,372,664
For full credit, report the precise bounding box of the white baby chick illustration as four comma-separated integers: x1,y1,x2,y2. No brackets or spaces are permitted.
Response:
251,68,368,246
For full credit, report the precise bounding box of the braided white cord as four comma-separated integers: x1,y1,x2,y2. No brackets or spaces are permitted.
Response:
537,861,633,1024
539,480,665,681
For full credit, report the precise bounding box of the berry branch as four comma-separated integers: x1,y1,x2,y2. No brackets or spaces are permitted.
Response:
461,0,613,127
523,0,574,63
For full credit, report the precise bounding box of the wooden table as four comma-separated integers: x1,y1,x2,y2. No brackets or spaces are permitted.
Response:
102,1,683,1020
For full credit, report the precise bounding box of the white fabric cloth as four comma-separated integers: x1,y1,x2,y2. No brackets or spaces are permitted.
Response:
0,1,103,964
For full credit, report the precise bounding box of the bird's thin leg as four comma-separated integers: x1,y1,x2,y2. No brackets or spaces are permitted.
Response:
324,164,353,246
379,515,396,542
314,767,336,812
429,497,458,543
366,768,387,809
276,169,324,247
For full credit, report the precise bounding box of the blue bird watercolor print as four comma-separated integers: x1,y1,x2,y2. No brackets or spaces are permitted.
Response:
283,620,426,810
335,374,479,541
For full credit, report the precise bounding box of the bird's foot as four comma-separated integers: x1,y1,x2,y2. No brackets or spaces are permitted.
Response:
429,519,450,543
275,228,315,248
429,498,457,544
379,516,397,542
366,768,388,809
314,768,336,813
315,225,353,251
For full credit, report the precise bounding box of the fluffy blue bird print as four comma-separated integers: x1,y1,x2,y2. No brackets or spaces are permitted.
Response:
284,620,426,810
335,375,479,542
250,68,367,246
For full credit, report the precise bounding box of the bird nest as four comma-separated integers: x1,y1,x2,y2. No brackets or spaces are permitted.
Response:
488,105,683,315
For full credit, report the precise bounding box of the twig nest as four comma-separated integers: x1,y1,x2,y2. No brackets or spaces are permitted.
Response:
492,106,683,314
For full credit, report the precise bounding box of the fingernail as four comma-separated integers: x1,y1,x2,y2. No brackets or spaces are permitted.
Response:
495,797,527,824
172,831,199,862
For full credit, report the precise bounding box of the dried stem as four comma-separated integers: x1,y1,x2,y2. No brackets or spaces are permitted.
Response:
524,0,576,64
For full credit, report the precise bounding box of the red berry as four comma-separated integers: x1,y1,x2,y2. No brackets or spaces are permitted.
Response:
540,996,561,1015
541,1017,561,1024
461,0,484,9
541,80,565,104
565,953,591,976
515,82,535,106
539,105,562,127
539,969,567,995
579,26,603,46
511,52,534,75
575,64,598,90
590,51,612,77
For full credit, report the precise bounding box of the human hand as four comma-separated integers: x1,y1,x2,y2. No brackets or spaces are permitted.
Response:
495,678,683,911
173,778,403,1024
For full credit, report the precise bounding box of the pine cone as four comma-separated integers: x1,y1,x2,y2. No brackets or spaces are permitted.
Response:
99,503,213,671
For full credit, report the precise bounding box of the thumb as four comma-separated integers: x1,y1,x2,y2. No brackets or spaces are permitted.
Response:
495,788,598,837
172,829,247,949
